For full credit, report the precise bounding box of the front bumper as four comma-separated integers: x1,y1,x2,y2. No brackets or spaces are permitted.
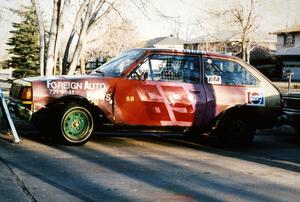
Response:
8,101,33,122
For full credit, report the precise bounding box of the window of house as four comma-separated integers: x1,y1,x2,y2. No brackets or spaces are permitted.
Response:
204,57,258,86
283,34,295,47
129,54,200,83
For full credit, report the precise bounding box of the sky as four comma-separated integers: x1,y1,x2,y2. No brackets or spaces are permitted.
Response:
0,0,300,59
122,0,300,40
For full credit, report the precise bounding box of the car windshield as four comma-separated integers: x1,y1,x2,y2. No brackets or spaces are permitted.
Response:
91,49,145,77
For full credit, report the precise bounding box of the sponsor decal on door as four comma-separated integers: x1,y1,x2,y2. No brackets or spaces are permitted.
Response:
246,91,265,106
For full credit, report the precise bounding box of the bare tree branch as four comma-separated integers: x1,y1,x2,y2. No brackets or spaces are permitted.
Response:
45,0,60,75
62,0,88,73
88,0,105,27
54,0,70,74
212,0,260,61
87,1,119,34
131,0,176,21
68,0,94,75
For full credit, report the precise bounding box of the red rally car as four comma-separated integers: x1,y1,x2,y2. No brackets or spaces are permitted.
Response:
9,48,282,145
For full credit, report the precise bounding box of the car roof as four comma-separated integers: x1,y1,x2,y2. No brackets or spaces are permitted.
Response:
133,48,238,60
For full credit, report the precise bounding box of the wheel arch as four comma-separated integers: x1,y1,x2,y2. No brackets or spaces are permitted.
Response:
217,104,279,130
213,105,257,146
47,95,94,108
225,104,258,121
34,95,109,125
208,105,258,132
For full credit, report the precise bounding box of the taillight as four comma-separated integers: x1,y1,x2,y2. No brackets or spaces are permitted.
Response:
20,87,32,101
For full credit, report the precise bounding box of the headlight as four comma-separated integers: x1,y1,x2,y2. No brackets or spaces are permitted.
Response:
10,79,32,102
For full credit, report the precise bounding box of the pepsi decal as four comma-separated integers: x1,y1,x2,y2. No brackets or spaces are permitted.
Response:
246,91,265,106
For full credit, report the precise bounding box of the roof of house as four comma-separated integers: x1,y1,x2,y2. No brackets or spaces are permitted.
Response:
186,31,276,44
144,36,186,47
270,24,300,34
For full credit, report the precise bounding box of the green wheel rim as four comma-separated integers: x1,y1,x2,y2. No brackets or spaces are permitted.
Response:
62,108,92,141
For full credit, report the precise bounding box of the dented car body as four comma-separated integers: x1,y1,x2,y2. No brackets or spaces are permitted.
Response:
9,48,282,145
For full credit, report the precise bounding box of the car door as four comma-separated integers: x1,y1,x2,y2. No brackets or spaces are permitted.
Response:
113,53,207,127
202,56,260,124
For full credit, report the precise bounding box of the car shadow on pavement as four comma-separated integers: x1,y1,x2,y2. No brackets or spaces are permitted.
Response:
20,128,300,174
2,129,300,201
97,131,298,180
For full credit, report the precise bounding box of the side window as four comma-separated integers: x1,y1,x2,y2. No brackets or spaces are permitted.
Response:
204,57,258,86
129,54,200,83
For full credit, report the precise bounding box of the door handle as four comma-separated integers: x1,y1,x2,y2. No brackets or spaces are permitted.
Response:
189,90,201,93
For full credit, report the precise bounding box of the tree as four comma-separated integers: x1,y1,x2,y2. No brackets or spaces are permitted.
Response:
194,0,259,62
31,0,171,75
78,15,140,73
31,0,45,76
6,5,40,78
220,0,260,62
32,0,119,75
45,0,70,75
97,18,140,58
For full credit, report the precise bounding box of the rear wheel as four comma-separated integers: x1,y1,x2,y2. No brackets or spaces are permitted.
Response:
215,111,255,146
56,103,94,145
296,127,300,135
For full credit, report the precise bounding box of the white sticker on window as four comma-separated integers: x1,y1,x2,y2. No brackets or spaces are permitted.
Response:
207,75,222,84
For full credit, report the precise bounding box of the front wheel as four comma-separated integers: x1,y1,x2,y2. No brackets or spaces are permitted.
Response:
57,103,94,145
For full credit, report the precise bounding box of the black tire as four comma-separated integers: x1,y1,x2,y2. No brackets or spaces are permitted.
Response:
32,110,54,139
215,110,255,146
55,102,94,145
296,127,300,135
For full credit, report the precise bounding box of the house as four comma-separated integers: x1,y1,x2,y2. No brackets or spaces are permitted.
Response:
270,24,300,80
185,31,276,56
144,35,186,49
184,31,242,54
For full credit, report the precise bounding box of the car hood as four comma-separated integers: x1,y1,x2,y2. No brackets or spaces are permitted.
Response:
22,75,101,82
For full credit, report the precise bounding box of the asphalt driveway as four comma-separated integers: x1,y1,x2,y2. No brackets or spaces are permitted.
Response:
0,122,300,202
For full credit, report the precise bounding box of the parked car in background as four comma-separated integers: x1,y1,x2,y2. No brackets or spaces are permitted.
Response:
281,92,300,134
